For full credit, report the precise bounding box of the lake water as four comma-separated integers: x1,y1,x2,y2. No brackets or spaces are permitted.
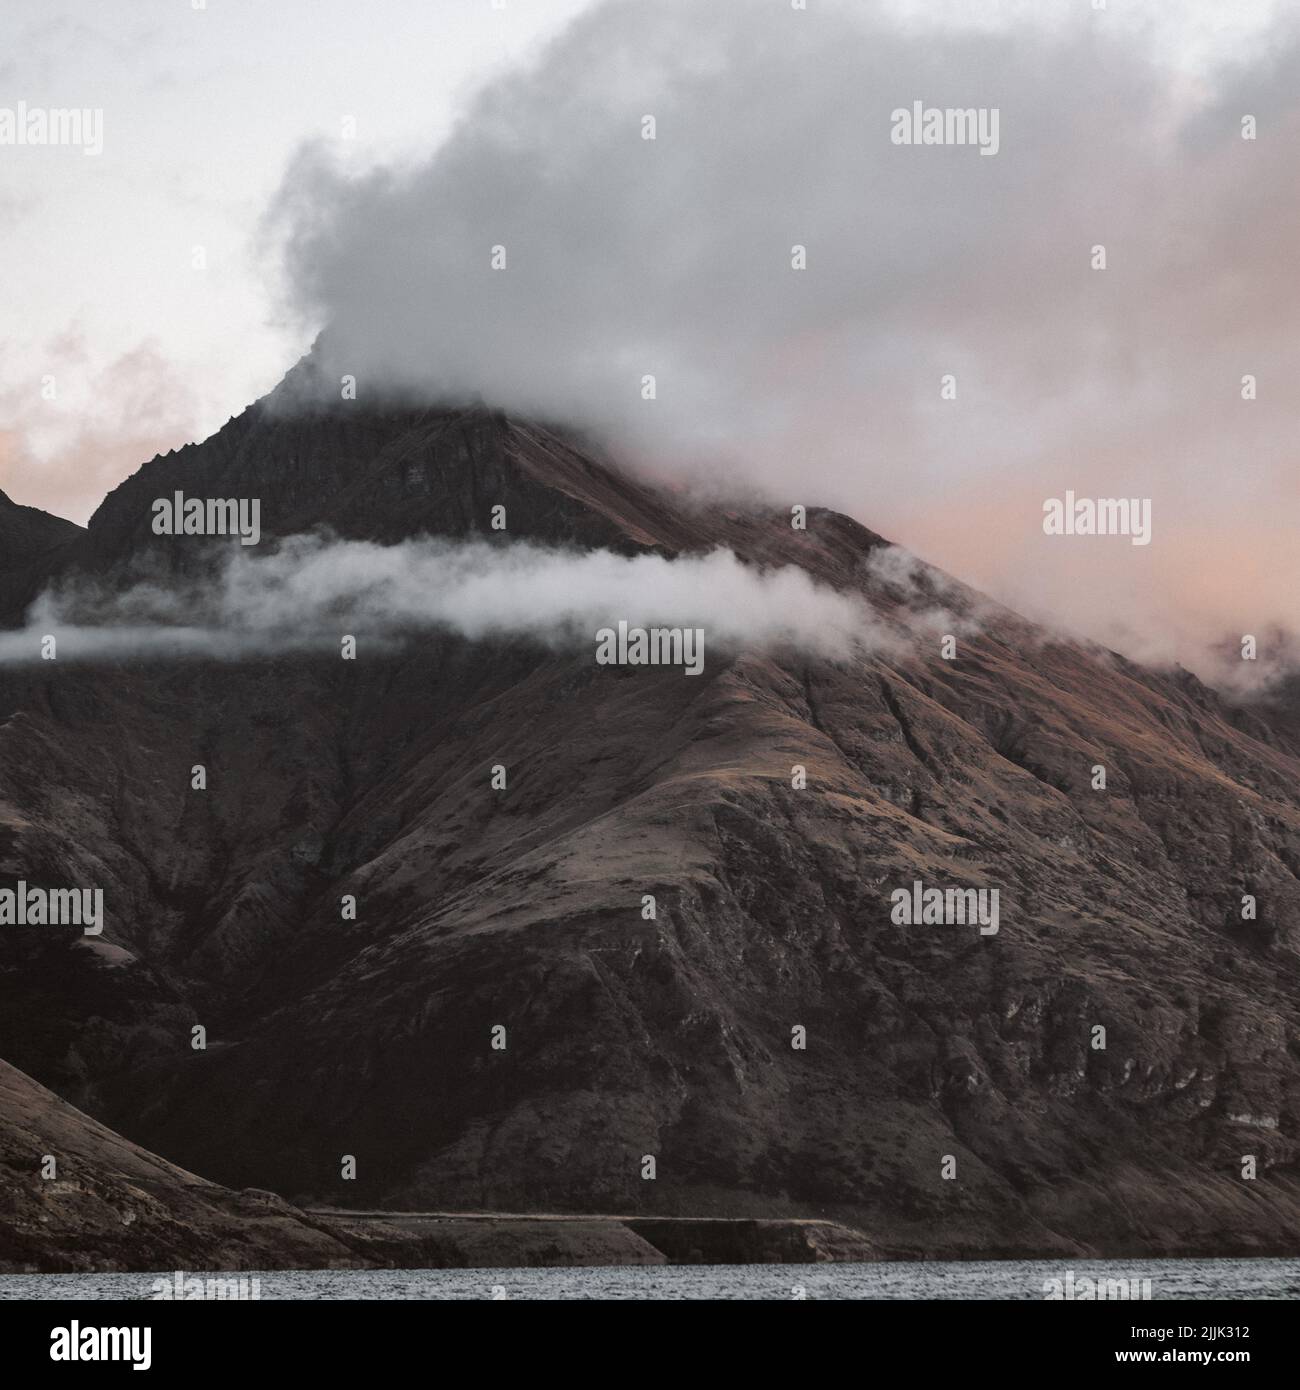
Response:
2,1257,1297,1300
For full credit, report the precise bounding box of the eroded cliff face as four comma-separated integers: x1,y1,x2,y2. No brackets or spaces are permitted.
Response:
1,388,1298,1263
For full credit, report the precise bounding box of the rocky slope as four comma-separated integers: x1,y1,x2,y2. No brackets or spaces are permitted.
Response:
7,1054,866,1271
0,1057,356,1272
0,379,1298,1264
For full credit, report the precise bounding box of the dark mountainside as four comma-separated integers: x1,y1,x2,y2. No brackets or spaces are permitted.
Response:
1,373,1299,1269
0,489,81,627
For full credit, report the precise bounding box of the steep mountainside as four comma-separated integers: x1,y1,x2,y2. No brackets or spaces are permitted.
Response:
0,488,82,626
1,381,1298,1262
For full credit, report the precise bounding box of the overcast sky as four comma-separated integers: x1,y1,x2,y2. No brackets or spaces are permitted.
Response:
1,0,1295,680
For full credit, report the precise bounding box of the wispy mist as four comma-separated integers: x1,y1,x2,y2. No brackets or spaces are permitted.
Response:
0,537,885,665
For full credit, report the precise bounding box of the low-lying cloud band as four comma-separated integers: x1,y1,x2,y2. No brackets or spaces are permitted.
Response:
0,537,883,666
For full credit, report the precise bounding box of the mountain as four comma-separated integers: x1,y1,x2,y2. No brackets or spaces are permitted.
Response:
1,378,1298,1265
0,1056,356,1271
0,488,80,564
0,488,82,626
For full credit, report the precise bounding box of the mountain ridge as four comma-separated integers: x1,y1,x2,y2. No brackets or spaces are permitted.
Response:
1,388,1298,1264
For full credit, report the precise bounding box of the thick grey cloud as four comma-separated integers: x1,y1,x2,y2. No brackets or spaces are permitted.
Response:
268,0,1299,677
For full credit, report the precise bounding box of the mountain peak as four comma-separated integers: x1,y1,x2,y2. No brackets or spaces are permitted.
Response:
2,388,1300,1263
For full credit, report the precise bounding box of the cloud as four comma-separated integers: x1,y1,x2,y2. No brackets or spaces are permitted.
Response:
0,535,888,666
0,333,200,524
266,0,1300,681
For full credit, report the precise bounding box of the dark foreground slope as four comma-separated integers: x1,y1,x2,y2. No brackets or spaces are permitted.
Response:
1,382,1298,1264
0,1057,355,1271
5,1055,869,1271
